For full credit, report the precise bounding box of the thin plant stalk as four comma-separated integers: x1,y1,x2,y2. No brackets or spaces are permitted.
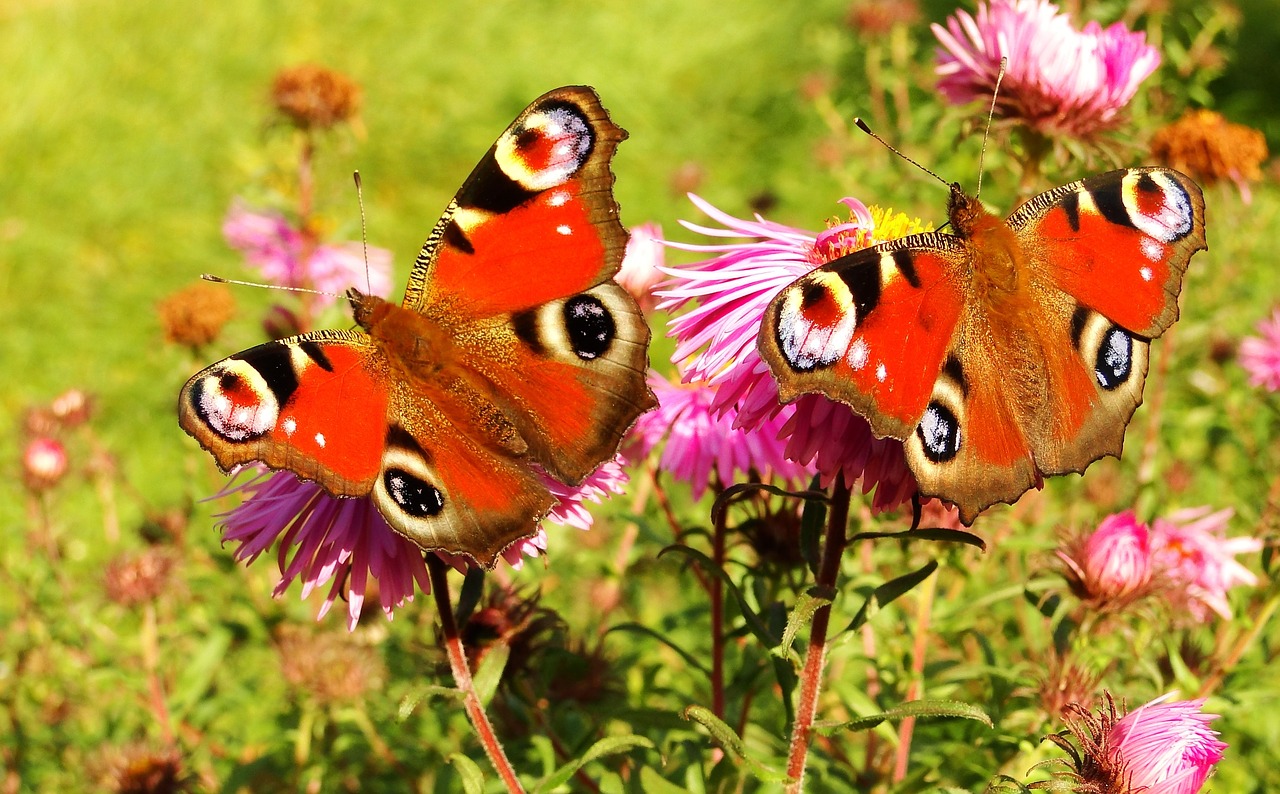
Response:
427,556,527,794
711,496,727,720
785,477,852,792
893,566,938,782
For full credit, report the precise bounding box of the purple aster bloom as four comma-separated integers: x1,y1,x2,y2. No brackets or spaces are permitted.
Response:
214,458,629,630
1150,506,1261,621
627,371,815,499
1239,308,1280,392
659,195,918,511
1107,694,1227,794
223,202,392,307
932,0,1160,138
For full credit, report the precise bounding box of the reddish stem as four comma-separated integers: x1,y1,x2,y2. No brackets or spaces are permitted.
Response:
785,477,852,792
711,499,727,720
427,556,526,794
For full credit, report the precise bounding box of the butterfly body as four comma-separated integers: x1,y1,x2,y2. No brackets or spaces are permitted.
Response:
761,168,1206,522
180,87,655,567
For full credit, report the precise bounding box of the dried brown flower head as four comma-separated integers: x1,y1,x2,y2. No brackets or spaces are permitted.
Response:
158,282,235,349
271,64,362,130
847,0,921,37
1037,653,1106,720
461,586,563,676
104,549,178,607
101,745,190,794
276,626,384,705
1150,110,1268,200
1044,693,1133,793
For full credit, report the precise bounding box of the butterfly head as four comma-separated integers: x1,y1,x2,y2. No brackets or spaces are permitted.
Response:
347,288,390,332
946,183,998,241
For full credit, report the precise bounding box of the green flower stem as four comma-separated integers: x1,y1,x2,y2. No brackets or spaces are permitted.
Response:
893,564,938,782
785,477,852,792
427,556,527,794
711,494,727,720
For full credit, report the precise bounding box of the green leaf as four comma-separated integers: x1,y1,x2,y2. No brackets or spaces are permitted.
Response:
848,527,986,551
811,698,993,735
799,475,828,576
710,481,829,526
607,622,712,677
168,625,231,721
775,590,831,661
638,766,696,794
455,566,486,627
845,560,939,633
447,752,487,794
399,685,466,720
471,642,510,707
682,706,792,785
531,735,655,794
659,545,778,648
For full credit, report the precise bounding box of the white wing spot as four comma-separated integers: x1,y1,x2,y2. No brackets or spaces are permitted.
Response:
848,338,869,370
314,433,326,448
1139,266,1153,282
548,190,570,207
282,417,297,436
876,363,887,382
1140,236,1163,262
556,224,573,236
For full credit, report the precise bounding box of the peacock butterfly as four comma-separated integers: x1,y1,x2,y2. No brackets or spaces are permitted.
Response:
179,86,656,568
758,167,1206,523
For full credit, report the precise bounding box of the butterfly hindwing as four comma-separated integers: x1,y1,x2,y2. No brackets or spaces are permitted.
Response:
178,331,390,495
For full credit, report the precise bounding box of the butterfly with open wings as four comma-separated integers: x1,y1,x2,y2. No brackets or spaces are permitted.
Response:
179,86,656,568
759,168,1206,523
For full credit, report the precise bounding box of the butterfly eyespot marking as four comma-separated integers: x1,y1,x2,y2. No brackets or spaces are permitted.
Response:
917,402,962,463
383,468,445,518
776,272,857,372
496,101,594,192
1094,326,1134,390
563,294,615,360
190,360,280,442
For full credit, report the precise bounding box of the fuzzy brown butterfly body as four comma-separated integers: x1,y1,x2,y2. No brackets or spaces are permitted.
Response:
760,168,1206,523
179,87,656,567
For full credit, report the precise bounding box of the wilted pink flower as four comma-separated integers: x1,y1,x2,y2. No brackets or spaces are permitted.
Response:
628,371,815,499
1057,510,1153,605
223,202,392,307
1239,308,1280,392
659,195,919,510
1108,694,1227,793
1151,507,1261,620
932,0,1160,138
616,222,666,314
214,458,628,630
23,437,68,492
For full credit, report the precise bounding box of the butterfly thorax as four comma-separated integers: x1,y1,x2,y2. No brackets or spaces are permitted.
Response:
948,188,1024,298
348,289,456,376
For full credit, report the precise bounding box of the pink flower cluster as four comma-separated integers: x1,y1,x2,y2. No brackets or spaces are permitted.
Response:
215,459,629,630
1239,308,1280,392
223,202,393,307
658,195,916,511
932,0,1160,138
1059,508,1260,619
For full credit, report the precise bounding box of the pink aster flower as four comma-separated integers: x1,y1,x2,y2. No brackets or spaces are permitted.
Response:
932,0,1160,138
223,202,392,307
627,371,815,499
1239,308,1280,392
659,195,918,511
22,436,69,492
1058,511,1153,606
214,458,629,630
615,222,666,314
1108,694,1227,794
1151,507,1261,621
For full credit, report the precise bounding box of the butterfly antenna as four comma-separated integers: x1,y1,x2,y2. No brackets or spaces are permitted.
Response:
854,117,950,190
354,170,372,295
974,57,1007,199
200,273,341,298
